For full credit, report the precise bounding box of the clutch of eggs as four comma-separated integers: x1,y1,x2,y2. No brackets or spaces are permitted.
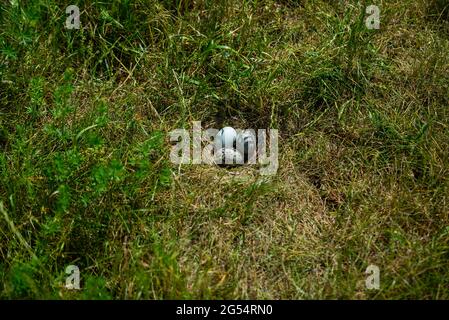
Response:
215,127,256,165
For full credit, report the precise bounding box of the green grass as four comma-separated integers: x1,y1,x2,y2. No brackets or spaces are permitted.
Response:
1,0,448,299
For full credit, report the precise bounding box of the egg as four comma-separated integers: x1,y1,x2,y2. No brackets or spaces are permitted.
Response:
236,130,257,163
214,147,244,165
216,127,237,149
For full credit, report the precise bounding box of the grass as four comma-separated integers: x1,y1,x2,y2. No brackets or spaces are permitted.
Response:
0,0,448,299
